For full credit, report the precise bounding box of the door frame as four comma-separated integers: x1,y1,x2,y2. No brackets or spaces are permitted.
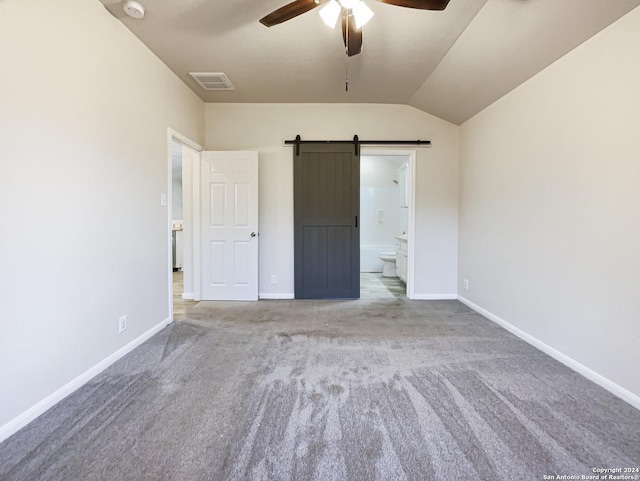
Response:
361,148,417,299
167,128,202,321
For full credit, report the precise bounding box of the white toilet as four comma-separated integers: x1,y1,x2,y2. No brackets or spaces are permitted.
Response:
379,251,397,277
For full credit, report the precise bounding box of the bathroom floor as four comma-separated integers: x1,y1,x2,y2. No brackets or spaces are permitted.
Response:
360,272,406,299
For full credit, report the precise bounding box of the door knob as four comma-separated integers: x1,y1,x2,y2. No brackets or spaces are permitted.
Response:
250,232,258,238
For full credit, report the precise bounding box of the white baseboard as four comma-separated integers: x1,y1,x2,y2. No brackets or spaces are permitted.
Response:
410,293,458,300
0,317,172,444
457,296,640,411
181,292,195,300
259,293,295,300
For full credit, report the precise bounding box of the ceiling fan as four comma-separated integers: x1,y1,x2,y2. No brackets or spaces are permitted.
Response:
260,0,450,57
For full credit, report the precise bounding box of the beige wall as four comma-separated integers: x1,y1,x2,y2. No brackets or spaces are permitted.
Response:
459,7,640,401
205,103,459,298
0,0,204,434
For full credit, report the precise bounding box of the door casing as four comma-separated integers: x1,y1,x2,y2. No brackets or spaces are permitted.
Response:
167,129,202,320
361,148,417,299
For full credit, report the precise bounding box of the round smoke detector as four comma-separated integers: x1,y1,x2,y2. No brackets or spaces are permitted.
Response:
123,1,145,19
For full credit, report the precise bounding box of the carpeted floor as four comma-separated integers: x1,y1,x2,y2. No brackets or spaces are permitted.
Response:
1,299,638,480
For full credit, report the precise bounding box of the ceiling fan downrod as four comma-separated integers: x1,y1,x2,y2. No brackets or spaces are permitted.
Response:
345,20,349,91
345,62,349,92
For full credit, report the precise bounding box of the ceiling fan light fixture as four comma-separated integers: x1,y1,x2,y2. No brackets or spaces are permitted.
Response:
352,1,374,28
319,0,341,28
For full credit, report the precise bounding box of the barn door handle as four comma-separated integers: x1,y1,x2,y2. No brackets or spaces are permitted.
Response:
354,216,358,228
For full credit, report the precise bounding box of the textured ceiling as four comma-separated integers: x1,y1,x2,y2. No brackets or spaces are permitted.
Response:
100,0,640,125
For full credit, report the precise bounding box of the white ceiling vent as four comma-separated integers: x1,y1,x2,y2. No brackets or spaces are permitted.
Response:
189,72,235,91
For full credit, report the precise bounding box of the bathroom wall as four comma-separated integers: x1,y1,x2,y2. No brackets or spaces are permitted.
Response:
397,161,409,236
360,155,405,272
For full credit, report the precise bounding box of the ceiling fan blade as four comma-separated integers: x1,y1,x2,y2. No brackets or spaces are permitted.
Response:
341,14,363,57
374,0,450,10
260,0,323,27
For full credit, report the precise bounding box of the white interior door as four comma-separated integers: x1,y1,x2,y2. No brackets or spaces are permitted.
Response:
200,151,259,301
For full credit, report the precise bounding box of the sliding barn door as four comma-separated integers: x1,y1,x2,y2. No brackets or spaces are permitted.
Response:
294,144,360,299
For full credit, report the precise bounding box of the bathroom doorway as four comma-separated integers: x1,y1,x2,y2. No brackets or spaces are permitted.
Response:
359,151,413,299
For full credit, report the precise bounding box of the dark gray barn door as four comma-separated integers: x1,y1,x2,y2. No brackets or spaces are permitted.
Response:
294,144,360,299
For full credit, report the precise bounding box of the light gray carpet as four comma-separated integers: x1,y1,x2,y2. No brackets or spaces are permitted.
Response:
1,299,639,480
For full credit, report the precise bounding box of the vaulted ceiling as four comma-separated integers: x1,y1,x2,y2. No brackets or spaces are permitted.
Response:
100,0,640,125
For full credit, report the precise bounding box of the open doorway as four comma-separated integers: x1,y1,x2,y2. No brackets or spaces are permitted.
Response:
171,141,190,319
167,130,201,321
359,151,414,299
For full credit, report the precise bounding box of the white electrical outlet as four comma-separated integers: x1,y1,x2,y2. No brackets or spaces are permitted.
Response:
270,275,277,284
463,279,469,290
119,315,128,334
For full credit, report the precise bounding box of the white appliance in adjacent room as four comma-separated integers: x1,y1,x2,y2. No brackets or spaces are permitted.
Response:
172,220,183,270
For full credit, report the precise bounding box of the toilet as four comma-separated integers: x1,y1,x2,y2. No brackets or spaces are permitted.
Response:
379,251,397,277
